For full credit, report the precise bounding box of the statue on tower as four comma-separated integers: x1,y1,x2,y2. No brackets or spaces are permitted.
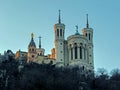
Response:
75,25,78,33
75,25,80,35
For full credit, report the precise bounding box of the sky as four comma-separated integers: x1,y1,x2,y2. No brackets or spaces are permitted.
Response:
0,0,120,72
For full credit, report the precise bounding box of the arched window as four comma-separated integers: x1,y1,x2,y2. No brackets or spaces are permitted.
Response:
38,53,40,56
83,66,84,70
32,55,34,58
29,48,31,52
50,61,53,64
89,33,90,40
74,43,77,59
80,43,83,46
60,29,62,36
57,29,59,37
32,48,34,52
70,44,72,48
80,46,82,59
40,53,42,56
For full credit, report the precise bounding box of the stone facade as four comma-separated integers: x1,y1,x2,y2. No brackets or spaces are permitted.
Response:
15,12,94,72
52,13,94,71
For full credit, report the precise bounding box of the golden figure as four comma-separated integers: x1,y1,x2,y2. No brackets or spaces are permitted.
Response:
31,33,34,38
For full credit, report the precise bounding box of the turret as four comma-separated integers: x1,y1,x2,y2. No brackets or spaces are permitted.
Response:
54,10,65,66
36,36,45,56
27,33,37,62
82,14,94,71
54,10,65,41
82,14,93,44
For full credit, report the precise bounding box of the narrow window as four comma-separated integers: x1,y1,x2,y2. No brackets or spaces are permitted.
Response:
32,48,34,52
83,66,84,70
60,29,62,36
29,48,31,52
89,70,91,73
57,29,59,37
80,43,83,45
75,43,77,59
71,48,73,60
40,53,42,55
86,33,87,37
75,46,77,59
50,61,53,64
32,55,34,58
80,46,82,59
89,33,90,40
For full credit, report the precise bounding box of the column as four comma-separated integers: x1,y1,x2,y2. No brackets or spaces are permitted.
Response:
69,48,71,61
73,47,75,60
85,49,88,61
82,47,84,60
87,49,89,63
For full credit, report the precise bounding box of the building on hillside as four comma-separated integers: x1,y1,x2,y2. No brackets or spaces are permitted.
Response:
15,50,27,64
15,11,94,72
15,50,27,60
0,50,15,62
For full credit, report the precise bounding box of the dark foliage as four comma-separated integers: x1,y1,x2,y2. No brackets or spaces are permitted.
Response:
0,59,120,90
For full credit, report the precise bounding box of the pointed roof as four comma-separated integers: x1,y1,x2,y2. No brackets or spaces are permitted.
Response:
86,14,89,28
58,10,61,23
54,10,65,27
28,33,36,47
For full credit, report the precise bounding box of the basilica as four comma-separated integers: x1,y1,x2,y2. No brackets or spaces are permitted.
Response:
15,11,94,72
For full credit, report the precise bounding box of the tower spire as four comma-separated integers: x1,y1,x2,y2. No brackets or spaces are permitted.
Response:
38,36,41,49
58,10,61,23
86,14,89,28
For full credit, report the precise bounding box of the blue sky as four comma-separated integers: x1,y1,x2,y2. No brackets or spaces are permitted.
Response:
0,0,120,72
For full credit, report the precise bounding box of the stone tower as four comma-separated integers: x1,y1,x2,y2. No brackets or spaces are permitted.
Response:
82,14,94,70
54,10,65,66
27,33,37,63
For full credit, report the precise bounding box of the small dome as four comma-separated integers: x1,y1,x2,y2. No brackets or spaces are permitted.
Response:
75,32,80,35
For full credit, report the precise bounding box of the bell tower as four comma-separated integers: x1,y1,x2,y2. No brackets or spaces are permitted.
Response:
54,10,65,66
82,14,93,44
27,33,37,63
82,14,94,70
54,10,65,41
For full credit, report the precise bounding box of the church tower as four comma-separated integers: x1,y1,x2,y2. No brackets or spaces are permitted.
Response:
27,33,37,63
54,10,65,66
82,14,94,70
